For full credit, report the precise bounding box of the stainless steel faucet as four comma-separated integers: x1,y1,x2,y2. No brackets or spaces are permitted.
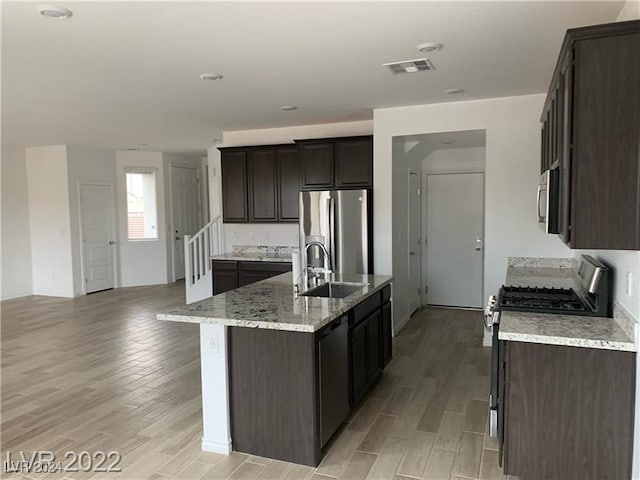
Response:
304,241,332,285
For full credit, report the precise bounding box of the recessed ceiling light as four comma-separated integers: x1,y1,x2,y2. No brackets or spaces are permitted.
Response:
38,4,73,19
416,42,442,53
444,88,465,95
199,73,223,81
281,105,298,112
384,58,435,75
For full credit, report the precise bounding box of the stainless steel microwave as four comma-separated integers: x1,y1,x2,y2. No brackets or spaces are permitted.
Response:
537,168,559,234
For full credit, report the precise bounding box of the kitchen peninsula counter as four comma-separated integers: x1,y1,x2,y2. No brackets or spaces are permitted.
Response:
158,272,392,332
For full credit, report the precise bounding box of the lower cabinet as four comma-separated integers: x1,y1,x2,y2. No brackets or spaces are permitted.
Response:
229,284,393,467
350,285,392,407
212,260,292,295
503,341,636,479
212,261,239,295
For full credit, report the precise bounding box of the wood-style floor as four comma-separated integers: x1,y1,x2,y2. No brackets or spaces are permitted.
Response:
1,284,507,480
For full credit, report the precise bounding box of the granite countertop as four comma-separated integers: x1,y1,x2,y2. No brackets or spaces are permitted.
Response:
211,251,293,263
158,272,393,333
211,245,295,263
498,261,635,352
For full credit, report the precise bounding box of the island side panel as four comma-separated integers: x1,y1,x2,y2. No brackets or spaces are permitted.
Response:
200,324,232,454
229,326,318,466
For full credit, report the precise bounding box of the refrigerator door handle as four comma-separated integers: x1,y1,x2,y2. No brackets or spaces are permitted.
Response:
328,197,336,272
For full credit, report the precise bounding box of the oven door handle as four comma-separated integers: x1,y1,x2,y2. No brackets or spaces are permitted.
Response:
536,184,544,223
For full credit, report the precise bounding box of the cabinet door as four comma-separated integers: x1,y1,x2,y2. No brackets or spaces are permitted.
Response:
221,151,248,222
381,302,392,367
335,136,373,188
299,142,334,190
212,261,239,294
351,318,368,406
277,147,300,221
248,149,278,222
366,309,382,382
571,33,640,249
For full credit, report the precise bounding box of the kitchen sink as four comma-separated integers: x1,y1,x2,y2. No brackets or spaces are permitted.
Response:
299,282,366,299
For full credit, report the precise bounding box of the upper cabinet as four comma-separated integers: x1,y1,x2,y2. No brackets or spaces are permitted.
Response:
220,145,300,223
542,20,640,250
221,150,249,223
297,135,373,190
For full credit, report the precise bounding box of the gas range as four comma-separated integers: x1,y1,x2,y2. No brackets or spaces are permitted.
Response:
485,255,611,442
498,285,588,314
485,255,611,328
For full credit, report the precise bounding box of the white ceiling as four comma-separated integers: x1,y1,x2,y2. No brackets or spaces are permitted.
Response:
1,1,624,154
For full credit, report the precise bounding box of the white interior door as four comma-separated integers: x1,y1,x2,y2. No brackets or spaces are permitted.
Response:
426,173,484,308
171,165,201,280
408,172,421,315
80,184,115,293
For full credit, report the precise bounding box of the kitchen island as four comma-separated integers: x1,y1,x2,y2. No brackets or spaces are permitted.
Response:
158,272,393,466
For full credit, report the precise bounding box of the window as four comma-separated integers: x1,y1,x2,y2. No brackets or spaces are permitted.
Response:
126,170,158,240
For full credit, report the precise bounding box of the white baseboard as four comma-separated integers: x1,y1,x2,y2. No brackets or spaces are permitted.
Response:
31,289,74,298
202,437,231,455
1,291,33,301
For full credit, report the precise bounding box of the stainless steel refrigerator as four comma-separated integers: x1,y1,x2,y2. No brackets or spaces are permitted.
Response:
299,190,372,275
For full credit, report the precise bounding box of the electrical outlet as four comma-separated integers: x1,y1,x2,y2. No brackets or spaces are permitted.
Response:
208,334,219,354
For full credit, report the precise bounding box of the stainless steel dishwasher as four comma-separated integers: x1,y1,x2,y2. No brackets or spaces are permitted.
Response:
318,315,350,447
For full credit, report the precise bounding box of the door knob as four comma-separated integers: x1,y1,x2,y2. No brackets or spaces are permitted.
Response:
108,240,115,245
409,251,416,256
475,246,482,251
175,237,181,241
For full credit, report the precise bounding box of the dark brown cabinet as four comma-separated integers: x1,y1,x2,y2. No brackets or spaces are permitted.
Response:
212,260,292,294
212,260,239,295
221,151,248,223
335,136,373,188
238,261,292,287
541,20,640,249
248,149,278,222
277,147,300,221
503,341,635,479
350,284,391,406
297,136,373,190
219,144,300,223
299,141,335,189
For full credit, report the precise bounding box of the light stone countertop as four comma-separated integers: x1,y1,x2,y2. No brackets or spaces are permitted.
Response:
498,261,635,352
211,251,293,263
158,272,393,333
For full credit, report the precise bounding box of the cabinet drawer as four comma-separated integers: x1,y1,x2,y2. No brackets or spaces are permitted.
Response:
353,292,382,325
381,285,391,303
238,262,292,273
212,260,238,271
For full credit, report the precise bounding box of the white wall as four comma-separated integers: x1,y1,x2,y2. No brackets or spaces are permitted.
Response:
374,95,572,329
1,147,33,299
212,120,373,250
66,146,118,295
422,146,486,174
25,145,75,297
116,151,168,287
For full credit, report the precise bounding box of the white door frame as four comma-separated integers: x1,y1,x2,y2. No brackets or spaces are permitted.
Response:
421,170,485,308
407,170,422,315
77,181,119,295
169,163,201,282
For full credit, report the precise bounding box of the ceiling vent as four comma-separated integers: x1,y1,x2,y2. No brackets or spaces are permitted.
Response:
384,58,435,75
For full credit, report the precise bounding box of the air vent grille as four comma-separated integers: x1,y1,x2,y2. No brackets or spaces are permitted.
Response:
384,58,435,75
